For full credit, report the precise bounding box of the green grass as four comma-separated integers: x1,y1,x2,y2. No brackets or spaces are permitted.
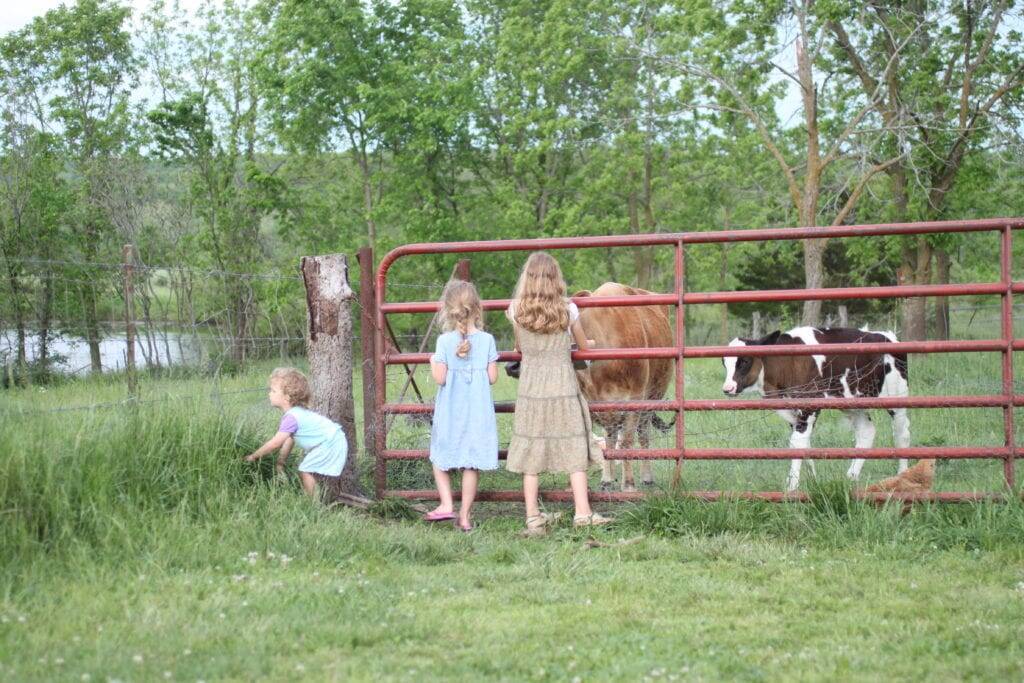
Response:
2,354,1024,681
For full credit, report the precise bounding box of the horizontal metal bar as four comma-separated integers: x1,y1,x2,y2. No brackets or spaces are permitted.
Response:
682,447,1009,460
380,399,678,414
685,395,1024,410
386,348,680,364
386,339,1012,365
377,218,1024,279
380,282,1022,314
688,339,1009,358
382,395,1024,415
385,489,1006,503
685,282,1011,304
381,446,1010,461
381,294,673,314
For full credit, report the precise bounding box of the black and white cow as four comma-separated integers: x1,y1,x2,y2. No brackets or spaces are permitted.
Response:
721,326,911,491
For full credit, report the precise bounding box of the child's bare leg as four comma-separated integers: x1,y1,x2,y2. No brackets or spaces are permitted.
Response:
299,472,318,498
430,465,455,514
569,470,592,518
523,473,540,519
459,469,479,525
276,437,294,476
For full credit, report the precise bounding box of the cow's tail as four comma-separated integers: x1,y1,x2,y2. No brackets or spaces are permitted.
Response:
651,412,676,431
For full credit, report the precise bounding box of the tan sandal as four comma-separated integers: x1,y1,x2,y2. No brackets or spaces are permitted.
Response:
520,511,562,538
573,512,613,528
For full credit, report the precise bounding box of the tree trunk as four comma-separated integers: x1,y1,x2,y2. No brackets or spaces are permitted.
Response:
301,253,361,497
5,262,28,384
229,279,253,363
898,238,932,341
720,208,732,342
38,270,53,379
628,188,654,290
933,248,951,340
802,237,827,326
355,148,377,249
82,283,103,372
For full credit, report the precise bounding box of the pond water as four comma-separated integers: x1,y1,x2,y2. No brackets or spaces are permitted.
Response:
0,328,203,374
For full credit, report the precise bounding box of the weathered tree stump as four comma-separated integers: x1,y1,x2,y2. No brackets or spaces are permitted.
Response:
301,254,362,499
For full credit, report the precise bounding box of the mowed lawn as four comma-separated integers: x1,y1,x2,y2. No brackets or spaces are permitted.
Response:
2,352,1023,681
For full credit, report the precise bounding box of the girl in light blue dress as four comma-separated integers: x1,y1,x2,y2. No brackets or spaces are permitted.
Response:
425,280,499,531
245,367,348,500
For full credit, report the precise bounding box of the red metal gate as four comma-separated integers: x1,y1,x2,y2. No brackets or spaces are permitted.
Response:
366,219,1024,503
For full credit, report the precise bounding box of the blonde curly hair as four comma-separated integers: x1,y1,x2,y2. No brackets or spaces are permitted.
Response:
270,367,312,407
512,252,570,334
439,280,484,357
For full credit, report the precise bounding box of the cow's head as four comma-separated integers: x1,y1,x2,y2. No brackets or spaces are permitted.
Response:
721,331,779,395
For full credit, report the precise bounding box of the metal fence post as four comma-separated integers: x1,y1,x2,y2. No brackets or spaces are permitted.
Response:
356,247,382,497
672,239,686,489
123,244,138,399
1001,226,1016,489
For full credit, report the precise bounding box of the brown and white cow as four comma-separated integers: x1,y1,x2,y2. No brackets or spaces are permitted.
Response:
574,283,675,491
721,326,911,491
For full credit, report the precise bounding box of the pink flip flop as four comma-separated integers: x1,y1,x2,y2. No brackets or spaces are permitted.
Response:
423,510,456,522
456,520,474,533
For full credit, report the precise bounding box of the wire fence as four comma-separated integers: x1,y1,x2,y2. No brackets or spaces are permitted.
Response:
0,249,313,384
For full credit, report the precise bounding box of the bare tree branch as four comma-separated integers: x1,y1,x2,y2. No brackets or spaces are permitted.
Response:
831,152,908,226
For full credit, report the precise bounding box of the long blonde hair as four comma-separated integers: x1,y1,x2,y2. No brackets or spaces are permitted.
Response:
439,280,484,357
512,252,570,334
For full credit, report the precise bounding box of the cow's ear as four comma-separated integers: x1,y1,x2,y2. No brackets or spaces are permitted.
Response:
759,330,782,345
573,290,592,298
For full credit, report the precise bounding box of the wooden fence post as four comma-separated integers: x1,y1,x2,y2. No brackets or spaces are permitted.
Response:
123,244,138,399
356,247,379,496
301,253,361,497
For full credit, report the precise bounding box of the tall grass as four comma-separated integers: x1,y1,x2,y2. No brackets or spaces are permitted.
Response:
3,350,1023,592
617,486,1024,557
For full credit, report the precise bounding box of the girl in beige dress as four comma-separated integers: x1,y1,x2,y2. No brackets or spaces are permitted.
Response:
506,252,611,535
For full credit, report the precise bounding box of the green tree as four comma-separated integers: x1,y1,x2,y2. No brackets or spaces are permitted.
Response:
661,0,912,325
144,0,285,361
826,0,1024,339
1,0,137,372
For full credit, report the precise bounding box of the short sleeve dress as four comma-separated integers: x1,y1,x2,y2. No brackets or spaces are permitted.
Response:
429,330,500,471
278,407,348,477
505,301,602,475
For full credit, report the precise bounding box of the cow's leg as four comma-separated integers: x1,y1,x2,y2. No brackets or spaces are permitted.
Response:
638,414,654,487
890,408,910,472
880,356,911,472
786,410,817,492
845,410,876,481
600,425,619,491
619,412,641,491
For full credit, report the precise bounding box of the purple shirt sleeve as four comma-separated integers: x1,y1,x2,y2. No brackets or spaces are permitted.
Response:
278,413,298,434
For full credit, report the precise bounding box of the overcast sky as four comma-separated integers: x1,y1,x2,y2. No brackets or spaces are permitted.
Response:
3,0,807,124
0,0,206,34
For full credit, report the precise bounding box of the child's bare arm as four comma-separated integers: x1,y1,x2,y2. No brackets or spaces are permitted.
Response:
431,359,447,385
244,431,292,462
487,361,498,384
571,320,589,351
275,436,295,472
